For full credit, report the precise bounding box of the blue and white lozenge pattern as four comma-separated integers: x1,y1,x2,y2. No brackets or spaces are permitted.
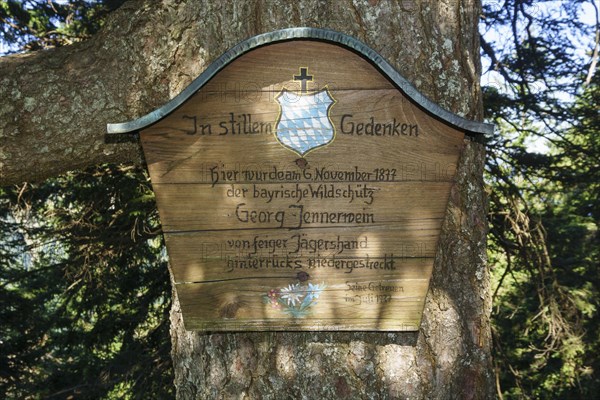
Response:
275,89,336,155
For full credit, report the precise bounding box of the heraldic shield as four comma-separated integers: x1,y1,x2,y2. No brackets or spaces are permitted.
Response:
275,88,336,156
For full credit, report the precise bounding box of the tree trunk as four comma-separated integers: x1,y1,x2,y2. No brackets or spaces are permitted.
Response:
169,138,491,399
1,0,495,398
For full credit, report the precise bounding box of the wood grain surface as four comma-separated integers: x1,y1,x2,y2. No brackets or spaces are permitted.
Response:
140,40,466,331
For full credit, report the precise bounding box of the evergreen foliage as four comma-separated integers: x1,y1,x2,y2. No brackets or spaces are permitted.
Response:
0,0,125,52
482,0,600,397
0,165,173,399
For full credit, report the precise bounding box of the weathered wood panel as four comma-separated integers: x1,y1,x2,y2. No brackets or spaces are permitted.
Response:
153,182,450,232
139,39,467,331
140,88,463,184
176,268,431,331
166,228,437,283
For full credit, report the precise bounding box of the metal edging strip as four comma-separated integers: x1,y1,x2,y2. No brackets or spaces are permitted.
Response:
106,27,494,139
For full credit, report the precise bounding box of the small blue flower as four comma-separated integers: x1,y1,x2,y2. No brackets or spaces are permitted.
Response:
302,282,326,304
308,283,323,297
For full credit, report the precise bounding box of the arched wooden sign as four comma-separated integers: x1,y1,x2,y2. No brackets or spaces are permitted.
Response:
108,28,492,331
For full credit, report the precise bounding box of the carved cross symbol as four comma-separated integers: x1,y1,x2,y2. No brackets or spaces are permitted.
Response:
294,67,313,93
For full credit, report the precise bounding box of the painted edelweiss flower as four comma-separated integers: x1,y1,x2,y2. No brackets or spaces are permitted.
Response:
280,283,302,306
305,283,324,302
263,280,326,317
308,283,323,298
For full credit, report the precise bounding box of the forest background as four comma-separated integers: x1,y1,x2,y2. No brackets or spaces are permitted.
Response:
0,0,598,398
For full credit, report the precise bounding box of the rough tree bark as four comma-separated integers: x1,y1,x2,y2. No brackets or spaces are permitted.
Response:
1,0,495,398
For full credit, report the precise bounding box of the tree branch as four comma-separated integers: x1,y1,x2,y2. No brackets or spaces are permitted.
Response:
2,0,486,187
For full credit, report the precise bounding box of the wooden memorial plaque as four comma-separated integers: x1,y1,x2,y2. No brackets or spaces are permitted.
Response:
108,28,492,331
